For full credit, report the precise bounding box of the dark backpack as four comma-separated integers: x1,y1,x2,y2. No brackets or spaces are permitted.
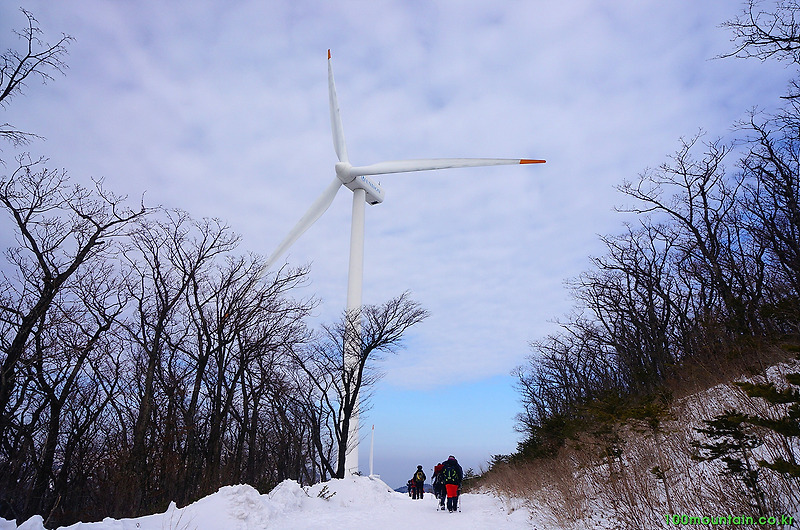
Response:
443,465,458,483
415,470,424,482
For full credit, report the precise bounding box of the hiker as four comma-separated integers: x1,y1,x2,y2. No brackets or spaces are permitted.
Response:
407,478,415,498
432,462,445,509
440,455,463,512
412,465,426,499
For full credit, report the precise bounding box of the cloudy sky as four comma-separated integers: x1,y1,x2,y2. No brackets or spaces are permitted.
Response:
0,1,793,488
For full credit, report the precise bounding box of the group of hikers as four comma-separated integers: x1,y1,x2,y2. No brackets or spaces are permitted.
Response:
406,455,464,512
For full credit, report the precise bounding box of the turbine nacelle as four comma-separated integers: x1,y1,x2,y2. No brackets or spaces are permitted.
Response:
335,162,385,205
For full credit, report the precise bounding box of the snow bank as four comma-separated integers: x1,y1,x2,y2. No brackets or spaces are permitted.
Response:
2,476,533,529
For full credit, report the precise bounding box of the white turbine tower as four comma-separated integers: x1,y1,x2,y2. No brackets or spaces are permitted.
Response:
266,50,545,476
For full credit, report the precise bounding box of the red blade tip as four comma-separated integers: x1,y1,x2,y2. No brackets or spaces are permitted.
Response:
520,159,546,164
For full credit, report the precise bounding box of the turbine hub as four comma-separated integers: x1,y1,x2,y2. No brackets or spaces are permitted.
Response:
335,162,355,184
335,162,384,205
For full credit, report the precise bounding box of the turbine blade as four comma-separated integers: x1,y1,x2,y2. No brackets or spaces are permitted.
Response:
265,176,343,270
328,50,349,163
348,158,545,176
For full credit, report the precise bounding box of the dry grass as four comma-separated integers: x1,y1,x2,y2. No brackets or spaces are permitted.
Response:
479,359,800,529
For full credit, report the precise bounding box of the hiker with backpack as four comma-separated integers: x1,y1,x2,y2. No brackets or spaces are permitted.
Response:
441,455,463,512
412,465,426,499
432,462,445,509
407,478,415,498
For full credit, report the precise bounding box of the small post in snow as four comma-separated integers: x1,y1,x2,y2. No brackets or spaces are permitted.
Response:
369,424,379,479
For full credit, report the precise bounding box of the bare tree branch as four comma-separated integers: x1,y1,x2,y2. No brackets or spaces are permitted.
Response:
0,9,73,146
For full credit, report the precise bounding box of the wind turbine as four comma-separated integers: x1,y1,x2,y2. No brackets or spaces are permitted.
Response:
266,50,545,476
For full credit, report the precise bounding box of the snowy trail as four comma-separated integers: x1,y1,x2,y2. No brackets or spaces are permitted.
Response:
267,480,531,529
2,476,535,530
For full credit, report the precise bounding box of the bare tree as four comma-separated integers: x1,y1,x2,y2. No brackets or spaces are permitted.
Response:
724,2,800,310
722,0,800,99
517,320,614,428
723,1,800,62
117,210,237,511
617,135,766,335
293,292,428,478
741,114,800,330
0,9,73,147
181,256,312,498
0,156,145,446
23,261,128,520
572,222,687,391
0,158,144,522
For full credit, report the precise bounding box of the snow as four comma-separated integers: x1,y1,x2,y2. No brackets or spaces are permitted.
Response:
2,476,535,530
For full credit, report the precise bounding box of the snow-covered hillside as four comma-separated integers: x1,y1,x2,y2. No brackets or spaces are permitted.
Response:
1,476,535,530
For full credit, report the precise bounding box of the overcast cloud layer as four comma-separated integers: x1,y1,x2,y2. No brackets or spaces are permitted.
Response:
0,0,793,488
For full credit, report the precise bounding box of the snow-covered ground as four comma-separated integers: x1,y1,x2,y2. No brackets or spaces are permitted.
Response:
1,476,536,530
